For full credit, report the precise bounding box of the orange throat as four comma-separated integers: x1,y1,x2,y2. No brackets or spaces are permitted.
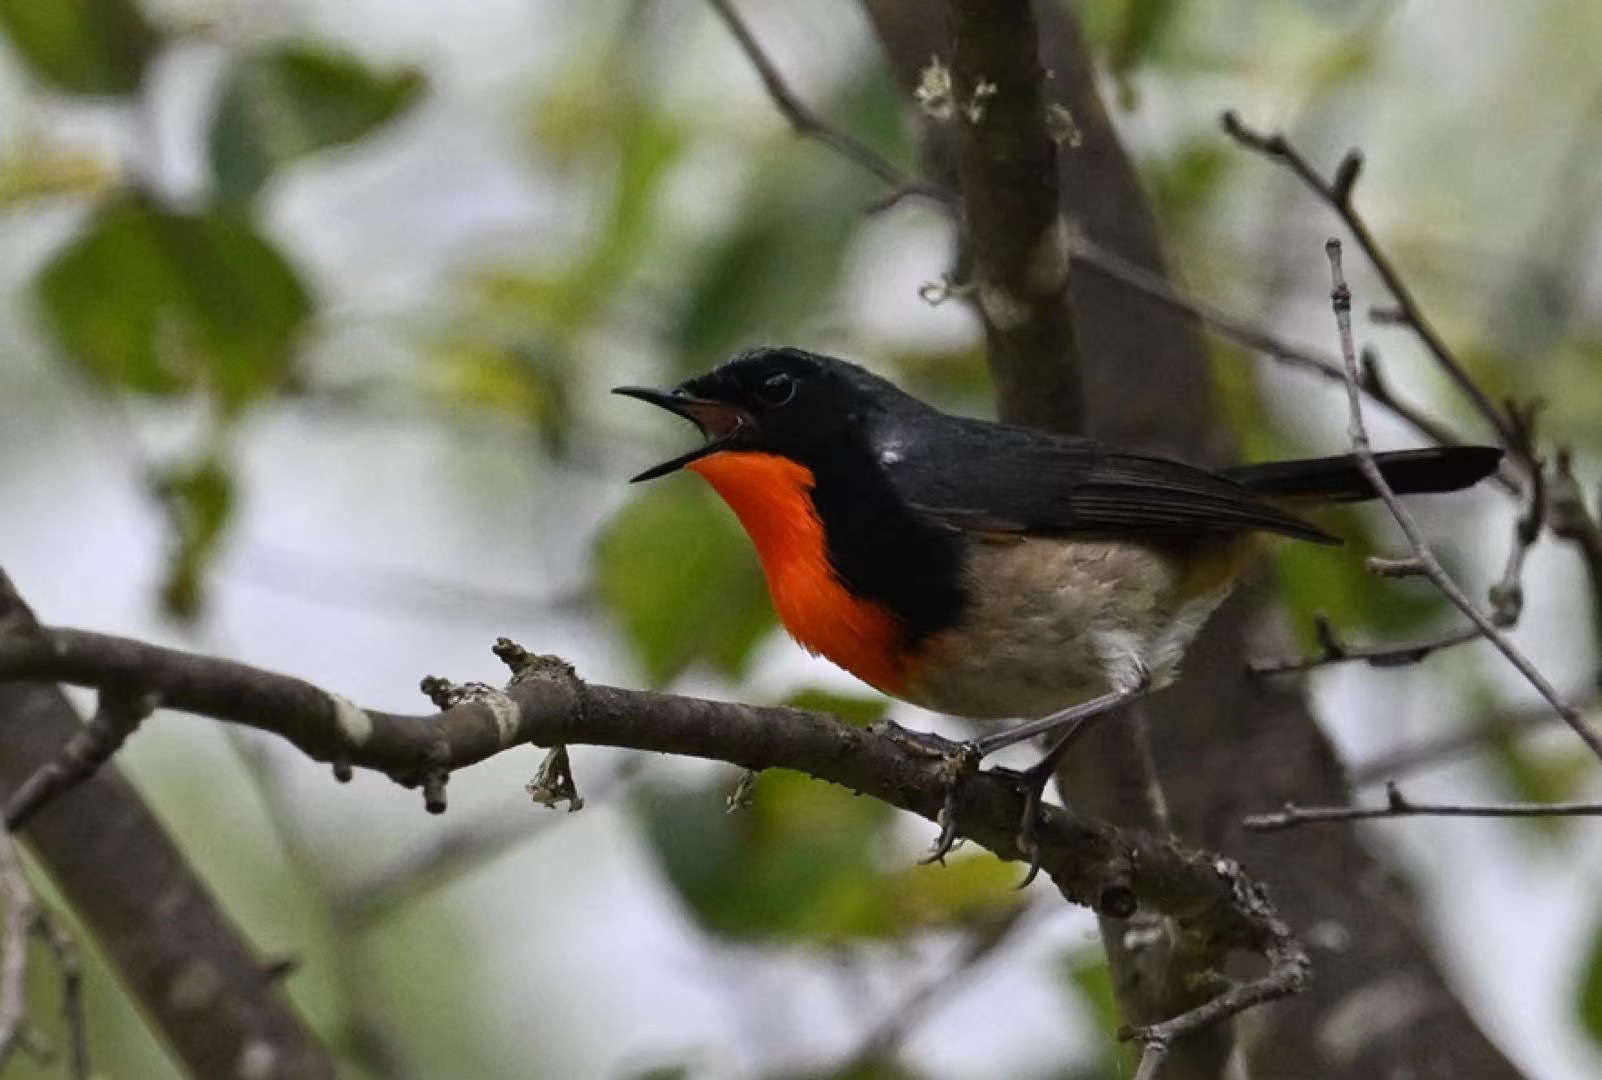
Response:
687,451,911,695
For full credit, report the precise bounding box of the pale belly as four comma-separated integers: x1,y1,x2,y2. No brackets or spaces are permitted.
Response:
903,537,1230,721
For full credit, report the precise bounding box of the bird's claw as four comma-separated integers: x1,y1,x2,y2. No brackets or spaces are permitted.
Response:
999,757,1057,888
917,739,983,864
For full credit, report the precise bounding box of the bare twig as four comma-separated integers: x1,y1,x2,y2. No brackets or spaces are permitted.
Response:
1246,615,1484,677
1119,936,1310,1069
1246,781,1602,832
1223,112,1520,449
1134,1041,1170,1080
704,0,947,206
1322,238,1602,763
4,686,154,830
1065,235,1484,461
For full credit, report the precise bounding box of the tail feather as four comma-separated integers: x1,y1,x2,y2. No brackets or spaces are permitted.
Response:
1224,446,1502,503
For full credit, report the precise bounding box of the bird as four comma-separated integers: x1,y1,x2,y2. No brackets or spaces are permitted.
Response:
615,346,1502,868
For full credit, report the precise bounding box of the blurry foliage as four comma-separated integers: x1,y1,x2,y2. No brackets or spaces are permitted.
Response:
1579,916,1602,1053
640,769,1022,942
38,194,312,410
1083,0,1182,106
595,482,774,685
0,0,156,96
151,454,234,621
1484,729,1597,840
1066,955,1140,1077
3,4,424,619
209,43,426,206
0,140,116,206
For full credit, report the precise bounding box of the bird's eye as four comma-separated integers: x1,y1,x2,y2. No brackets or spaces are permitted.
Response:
756,370,796,407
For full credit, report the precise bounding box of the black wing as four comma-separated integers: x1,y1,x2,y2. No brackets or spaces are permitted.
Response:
881,418,1338,544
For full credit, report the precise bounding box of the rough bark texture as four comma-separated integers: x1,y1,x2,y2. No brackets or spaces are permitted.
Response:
0,578,335,1079
862,1,1526,1076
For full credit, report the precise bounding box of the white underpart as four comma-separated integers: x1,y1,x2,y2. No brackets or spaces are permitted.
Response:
905,538,1242,722
1089,626,1149,693
1147,588,1231,685
331,693,372,747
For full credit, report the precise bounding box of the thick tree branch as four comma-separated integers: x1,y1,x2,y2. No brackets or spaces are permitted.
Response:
941,0,1084,433
0,622,1309,1040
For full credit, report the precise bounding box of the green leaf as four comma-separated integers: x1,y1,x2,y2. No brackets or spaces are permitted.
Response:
153,455,234,620
35,193,312,411
0,0,157,96
595,483,775,684
209,43,426,204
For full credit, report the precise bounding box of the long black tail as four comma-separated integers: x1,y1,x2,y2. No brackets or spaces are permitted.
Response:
1223,446,1502,503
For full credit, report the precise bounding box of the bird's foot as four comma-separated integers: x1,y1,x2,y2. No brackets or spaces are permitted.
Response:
981,755,1059,889
875,722,985,864
919,740,984,864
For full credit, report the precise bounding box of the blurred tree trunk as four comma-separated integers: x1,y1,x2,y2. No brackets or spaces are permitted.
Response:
862,2,1526,1076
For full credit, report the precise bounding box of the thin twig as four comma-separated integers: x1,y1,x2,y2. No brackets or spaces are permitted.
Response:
1133,1041,1170,1080
1246,616,1483,677
4,686,155,830
1223,112,1519,449
1065,235,1483,462
1323,239,1602,763
1245,781,1602,832
1121,938,1309,1067
704,0,946,205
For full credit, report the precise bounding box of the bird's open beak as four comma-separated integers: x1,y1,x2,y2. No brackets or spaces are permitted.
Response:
612,385,753,482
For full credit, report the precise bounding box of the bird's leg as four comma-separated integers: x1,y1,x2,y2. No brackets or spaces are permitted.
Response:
897,672,1151,871
986,674,1152,886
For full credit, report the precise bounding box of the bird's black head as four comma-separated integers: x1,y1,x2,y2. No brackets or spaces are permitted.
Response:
614,347,914,481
